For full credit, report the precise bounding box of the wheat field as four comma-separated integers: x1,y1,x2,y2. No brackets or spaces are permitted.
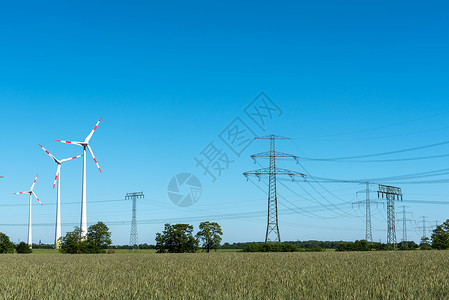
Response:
0,251,447,299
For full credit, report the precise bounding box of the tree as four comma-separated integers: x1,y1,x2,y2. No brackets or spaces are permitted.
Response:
0,232,14,254
60,222,111,254
60,227,86,254
16,242,32,254
155,223,198,253
420,236,432,250
196,221,223,253
432,219,449,250
86,222,112,253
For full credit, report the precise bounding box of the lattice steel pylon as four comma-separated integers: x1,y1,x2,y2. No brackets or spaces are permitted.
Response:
126,192,144,249
396,205,412,247
353,182,378,243
365,183,373,243
378,185,402,250
243,135,305,243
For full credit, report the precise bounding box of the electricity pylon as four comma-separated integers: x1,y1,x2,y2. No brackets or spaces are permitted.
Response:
353,182,377,243
396,205,412,247
432,220,440,230
418,216,430,241
126,192,144,249
243,135,305,243
378,184,402,250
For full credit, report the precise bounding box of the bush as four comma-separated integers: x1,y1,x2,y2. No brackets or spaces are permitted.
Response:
243,243,299,252
336,240,372,252
16,242,32,254
304,246,325,252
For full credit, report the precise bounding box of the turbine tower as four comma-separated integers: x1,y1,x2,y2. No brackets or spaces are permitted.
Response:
56,117,103,238
13,174,43,248
39,144,83,249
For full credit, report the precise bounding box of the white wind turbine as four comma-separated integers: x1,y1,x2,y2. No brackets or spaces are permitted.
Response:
56,117,102,238
13,174,43,248
39,144,83,249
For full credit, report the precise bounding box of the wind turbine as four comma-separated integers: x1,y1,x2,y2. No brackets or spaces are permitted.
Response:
13,174,43,248
39,144,83,249
56,117,102,238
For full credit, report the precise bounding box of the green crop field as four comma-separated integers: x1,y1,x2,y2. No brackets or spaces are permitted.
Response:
0,251,447,299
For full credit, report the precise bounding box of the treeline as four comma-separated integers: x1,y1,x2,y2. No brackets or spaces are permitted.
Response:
112,244,155,249
221,240,343,250
336,240,420,251
243,243,324,252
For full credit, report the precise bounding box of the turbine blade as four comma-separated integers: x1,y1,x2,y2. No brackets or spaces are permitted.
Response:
85,117,102,142
13,191,29,195
87,145,102,173
30,174,38,190
32,191,43,206
53,165,61,189
55,140,83,146
39,144,58,162
60,154,83,163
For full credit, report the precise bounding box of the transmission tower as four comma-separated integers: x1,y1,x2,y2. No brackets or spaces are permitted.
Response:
396,205,412,247
378,184,402,249
432,220,440,230
418,216,430,240
353,183,378,243
126,192,144,249
243,135,305,243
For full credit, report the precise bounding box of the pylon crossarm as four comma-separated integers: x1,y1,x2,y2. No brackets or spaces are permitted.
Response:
251,151,299,159
255,135,290,140
243,168,305,177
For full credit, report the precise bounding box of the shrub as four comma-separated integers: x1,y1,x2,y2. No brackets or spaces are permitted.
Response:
16,242,32,254
243,243,299,252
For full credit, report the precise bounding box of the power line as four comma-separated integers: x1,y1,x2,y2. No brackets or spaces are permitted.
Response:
294,110,449,140
301,140,449,161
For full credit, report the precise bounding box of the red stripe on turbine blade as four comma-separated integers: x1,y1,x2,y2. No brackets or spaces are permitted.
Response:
99,168,102,173
94,158,97,163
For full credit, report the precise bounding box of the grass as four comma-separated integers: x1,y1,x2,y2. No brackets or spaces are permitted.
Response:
0,251,448,299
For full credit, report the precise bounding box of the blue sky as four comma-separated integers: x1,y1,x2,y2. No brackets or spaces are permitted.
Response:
0,1,448,245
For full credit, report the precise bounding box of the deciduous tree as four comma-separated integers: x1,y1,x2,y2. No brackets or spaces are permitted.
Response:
196,221,223,253
432,219,449,250
156,223,198,253
0,232,14,254
16,242,32,254
87,222,112,253
60,222,111,254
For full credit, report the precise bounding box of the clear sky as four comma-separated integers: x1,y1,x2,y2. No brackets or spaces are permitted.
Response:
0,1,448,245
